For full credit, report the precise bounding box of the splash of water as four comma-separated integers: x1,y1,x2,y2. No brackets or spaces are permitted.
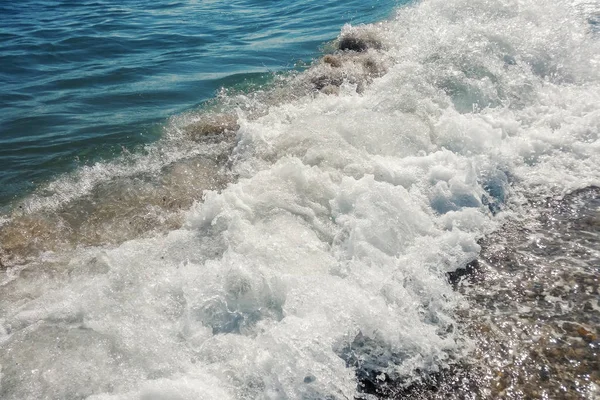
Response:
1,0,599,398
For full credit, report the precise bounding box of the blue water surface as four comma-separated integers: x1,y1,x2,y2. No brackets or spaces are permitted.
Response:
0,0,399,205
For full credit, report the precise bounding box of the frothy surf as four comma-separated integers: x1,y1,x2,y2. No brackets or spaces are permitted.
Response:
1,0,600,398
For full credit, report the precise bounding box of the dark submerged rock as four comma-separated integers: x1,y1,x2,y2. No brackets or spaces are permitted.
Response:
183,113,239,142
323,54,342,68
310,73,345,91
338,332,408,395
337,332,478,400
338,32,383,52
447,258,483,290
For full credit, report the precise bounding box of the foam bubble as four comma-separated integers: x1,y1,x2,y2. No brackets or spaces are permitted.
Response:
1,0,600,398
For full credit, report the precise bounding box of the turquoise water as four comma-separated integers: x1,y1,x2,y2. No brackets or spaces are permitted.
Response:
0,0,398,205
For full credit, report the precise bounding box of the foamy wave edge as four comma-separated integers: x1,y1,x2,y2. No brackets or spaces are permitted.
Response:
1,0,600,398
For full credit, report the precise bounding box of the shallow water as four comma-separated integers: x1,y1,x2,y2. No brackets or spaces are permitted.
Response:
1,0,600,399
462,187,600,399
404,187,600,400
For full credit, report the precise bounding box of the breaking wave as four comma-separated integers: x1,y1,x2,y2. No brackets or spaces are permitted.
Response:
1,0,599,398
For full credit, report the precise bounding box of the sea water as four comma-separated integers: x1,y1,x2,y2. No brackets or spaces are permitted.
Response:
0,0,398,205
0,0,599,399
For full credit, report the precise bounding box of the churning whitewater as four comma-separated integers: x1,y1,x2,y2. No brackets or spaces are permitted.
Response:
1,0,600,398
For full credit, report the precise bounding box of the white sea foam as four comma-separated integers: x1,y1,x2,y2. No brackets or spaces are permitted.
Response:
1,0,599,398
